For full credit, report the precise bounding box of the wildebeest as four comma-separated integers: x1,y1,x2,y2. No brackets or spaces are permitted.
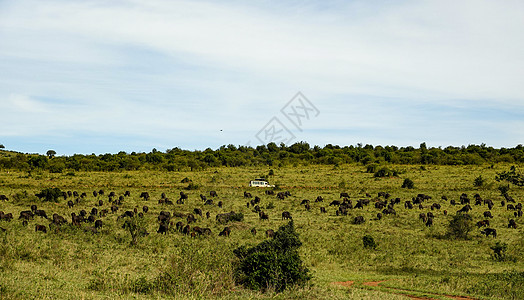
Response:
175,221,184,232
515,210,523,218
206,211,210,219
300,199,310,205
265,229,275,238
476,220,490,228
219,227,231,237
87,215,95,223
200,194,207,201
210,191,218,197
425,217,433,227
94,219,103,229
179,192,188,201
419,213,427,223
35,224,47,233
124,191,131,197
182,224,191,235
304,203,311,211
507,204,515,210
382,208,396,215
192,208,202,217
142,206,148,213
404,201,413,209
0,212,13,222
187,214,196,224
431,203,441,210
481,228,497,238
259,211,269,220
281,211,292,220
320,207,326,213
157,223,169,234
111,205,119,213
265,190,275,195
90,208,98,216
508,219,517,229
353,216,365,224
19,210,34,221
0,195,9,201
483,211,493,218
204,199,213,205
457,205,472,213
340,192,350,198
315,196,324,202
218,201,223,208
244,191,252,198
426,212,434,219
93,191,98,197
251,228,257,235
376,213,382,220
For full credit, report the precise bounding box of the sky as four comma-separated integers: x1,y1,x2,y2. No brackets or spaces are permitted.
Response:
1,0,523,155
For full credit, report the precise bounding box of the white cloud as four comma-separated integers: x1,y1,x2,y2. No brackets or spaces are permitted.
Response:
0,0,523,153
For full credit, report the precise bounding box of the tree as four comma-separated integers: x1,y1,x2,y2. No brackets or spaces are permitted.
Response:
233,221,311,292
46,150,57,159
0,144,5,149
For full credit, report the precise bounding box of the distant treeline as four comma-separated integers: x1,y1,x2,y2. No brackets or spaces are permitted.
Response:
0,142,523,172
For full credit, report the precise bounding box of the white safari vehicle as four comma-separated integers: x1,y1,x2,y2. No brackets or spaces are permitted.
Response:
249,179,275,187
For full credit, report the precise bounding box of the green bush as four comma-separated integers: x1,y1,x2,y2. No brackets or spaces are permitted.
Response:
374,167,398,178
401,178,415,189
473,175,485,187
446,214,474,240
498,184,510,196
185,182,200,190
363,235,377,249
233,221,311,292
490,242,507,262
35,187,63,202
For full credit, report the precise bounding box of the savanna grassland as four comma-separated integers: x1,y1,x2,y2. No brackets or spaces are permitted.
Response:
0,163,523,299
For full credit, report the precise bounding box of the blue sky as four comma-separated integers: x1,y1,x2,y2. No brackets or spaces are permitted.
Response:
1,0,523,155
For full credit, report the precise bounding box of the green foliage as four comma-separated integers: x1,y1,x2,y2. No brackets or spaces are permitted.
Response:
446,214,474,240
233,221,311,292
266,202,275,209
36,187,63,202
498,184,510,195
473,175,485,187
180,177,192,183
490,242,507,261
268,169,274,176
374,166,397,177
401,178,415,189
362,235,377,249
366,163,378,173
496,165,524,186
122,216,148,246
184,182,200,190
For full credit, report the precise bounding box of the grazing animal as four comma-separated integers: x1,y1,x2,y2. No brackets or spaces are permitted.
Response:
187,214,196,224
219,227,231,237
419,213,427,223
483,211,493,218
376,213,382,220
218,201,223,208
305,203,311,211
515,210,523,218
476,220,490,228
194,208,203,217
404,201,413,209
35,224,47,233
320,207,326,213
340,192,350,198
244,191,252,198
204,199,213,205
0,195,9,201
457,205,472,214
329,200,341,206
315,196,324,202
251,228,257,235
281,211,292,220
508,219,517,229
94,219,103,229
206,211,210,219
265,229,275,238
481,228,497,238
425,217,433,227
210,191,218,197
507,204,515,210
259,211,269,220
157,223,169,234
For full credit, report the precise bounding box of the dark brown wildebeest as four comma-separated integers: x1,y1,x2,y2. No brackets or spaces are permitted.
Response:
382,208,396,215
124,191,131,197
516,203,522,210
193,226,203,236
476,220,490,228
161,192,167,199
98,189,104,196
219,227,231,237
98,200,104,207
90,208,98,216
265,229,275,238
62,192,68,200
0,195,9,201
457,205,472,214
142,206,149,213
204,199,213,206
0,212,13,222
251,228,257,235
194,208,203,217
504,193,515,203
109,191,116,198
419,213,427,223
19,210,33,221
200,194,207,201
93,191,98,197
507,204,515,210
94,219,103,229
51,213,67,226
80,192,87,198
206,211,210,219
111,205,118,214
156,223,169,234
508,219,517,229
427,212,434,219
79,209,87,217
320,207,326,213
182,224,191,235
30,204,37,212
375,201,386,209
405,201,413,209
305,203,311,211
259,211,269,220
87,215,95,223
431,203,441,210
218,201,223,208
140,192,150,200
67,200,74,208
300,199,310,205
202,228,212,235
353,216,365,224
210,191,218,197
337,207,347,216
376,213,382,220
481,228,497,238
244,191,252,198
483,211,493,218
35,224,47,233
254,196,261,204
515,210,523,218
100,209,108,217
180,192,189,200
443,210,448,216
365,193,371,198
425,217,433,227
187,214,196,224
315,196,324,202
73,191,79,198
340,192,350,198
501,200,506,207
450,199,456,206
281,211,292,220
329,200,341,206
441,195,448,201
265,190,275,195
175,221,184,232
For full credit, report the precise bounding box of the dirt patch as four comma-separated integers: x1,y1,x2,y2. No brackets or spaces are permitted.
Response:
332,281,354,288
362,280,387,287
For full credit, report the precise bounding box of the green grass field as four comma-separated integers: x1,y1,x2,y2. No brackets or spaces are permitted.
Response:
0,164,523,299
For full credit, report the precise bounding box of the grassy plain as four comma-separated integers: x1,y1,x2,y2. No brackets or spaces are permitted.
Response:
0,163,523,299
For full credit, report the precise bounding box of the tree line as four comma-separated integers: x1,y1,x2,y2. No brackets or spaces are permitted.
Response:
0,142,523,172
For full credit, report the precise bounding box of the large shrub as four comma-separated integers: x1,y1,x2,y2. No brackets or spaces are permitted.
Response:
233,221,311,292
446,214,474,240
35,187,63,202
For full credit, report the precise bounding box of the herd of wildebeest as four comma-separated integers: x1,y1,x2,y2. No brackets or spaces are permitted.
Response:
0,188,522,240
